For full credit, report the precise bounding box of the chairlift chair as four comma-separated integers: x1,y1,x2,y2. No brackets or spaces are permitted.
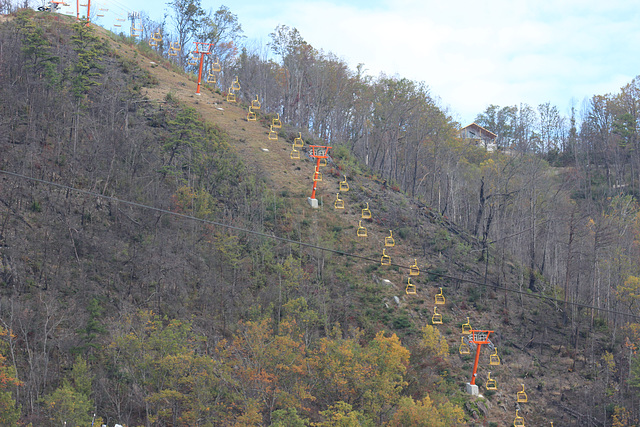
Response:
246,106,256,121
485,372,497,390
293,132,304,148
251,95,261,110
170,41,181,50
148,38,157,47
319,157,328,167
517,384,528,403
459,336,470,354
380,248,391,266
461,317,472,335
334,193,344,209
489,347,501,366
409,259,420,276
272,113,282,129
231,76,241,91
226,89,236,103
435,287,446,305
431,306,443,324
405,277,416,295
385,230,395,247
356,220,367,237
290,145,300,160
152,31,162,41
339,175,349,192
514,410,525,427
188,55,198,66
211,59,221,72
206,72,217,84
313,166,322,182
361,202,372,219
268,125,278,140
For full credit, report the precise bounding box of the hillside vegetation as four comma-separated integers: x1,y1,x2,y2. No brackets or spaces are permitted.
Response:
1,8,640,427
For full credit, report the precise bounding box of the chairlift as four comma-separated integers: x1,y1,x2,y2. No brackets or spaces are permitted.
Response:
339,175,349,192
293,132,304,148
435,287,445,305
226,89,236,103
170,41,181,50
148,38,157,47
409,259,420,276
231,76,241,91
517,384,528,403
461,317,472,335
313,166,322,182
385,230,395,247
380,248,391,266
268,125,278,140
514,410,525,427
251,95,261,110
361,202,372,219
485,372,497,390
246,107,256,121
405,277,416,295
459,336,470,354
290,145,300,160
431,306,443,324
206,71,217,84
319,157,328,167
188,55,198,66
357,220,367,237
489,347,500,366
211,58,221,72
152,31,162,41
334,193,344,209
272,113,282,129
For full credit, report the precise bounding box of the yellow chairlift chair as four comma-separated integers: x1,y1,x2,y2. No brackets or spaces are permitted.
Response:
188,55,198,66
231,76,241,91
251,95,261,110
211,58,221,72
514,409,525,427
461,317,472,335
246,106,256,121
385,230,395,247
339,175,349,192
409,259,420,276
361,202,371,219
290,145,300,160
459,336,470,354
485,372,497,390
226,88,236,103
272,113,282,129
405,277,417,295
334,193,344,209
435,287,446,305
380,248,391,266
268,125,278,140
517,384,528,403
356,220,367,237
431,306,443,325
293,132,304,148
489,347,501,365
319,157,327,167
313,166,322,182
206,71,217,84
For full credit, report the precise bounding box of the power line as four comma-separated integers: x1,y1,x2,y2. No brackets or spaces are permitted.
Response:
0,168,637,321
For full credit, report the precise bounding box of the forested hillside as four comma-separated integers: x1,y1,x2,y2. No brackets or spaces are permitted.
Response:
1,4,640,427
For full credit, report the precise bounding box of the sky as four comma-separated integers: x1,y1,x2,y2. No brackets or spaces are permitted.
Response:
52,0,640,124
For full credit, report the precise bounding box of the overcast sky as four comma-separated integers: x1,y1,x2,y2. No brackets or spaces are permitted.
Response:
58,0,640,124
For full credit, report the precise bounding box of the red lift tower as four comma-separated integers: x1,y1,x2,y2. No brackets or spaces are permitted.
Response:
463,329,495,395
192,42,213,95
308,145,332,208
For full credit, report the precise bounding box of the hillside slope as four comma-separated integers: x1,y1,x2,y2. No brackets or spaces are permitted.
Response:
0,11,622,426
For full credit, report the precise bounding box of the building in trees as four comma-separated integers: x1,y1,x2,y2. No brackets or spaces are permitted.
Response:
459,123,498,151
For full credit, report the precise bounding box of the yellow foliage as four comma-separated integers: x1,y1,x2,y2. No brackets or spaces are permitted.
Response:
421,324,450,360
612,405,633,427
388,395,464,426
